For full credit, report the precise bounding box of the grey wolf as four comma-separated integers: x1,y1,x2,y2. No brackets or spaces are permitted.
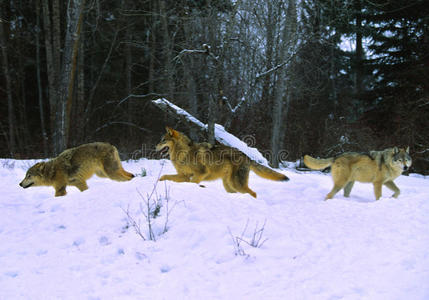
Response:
303,147,411,200
19,142,134,197
156,127,289,198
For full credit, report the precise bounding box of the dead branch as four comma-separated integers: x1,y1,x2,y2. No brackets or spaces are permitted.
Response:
174,44,218,63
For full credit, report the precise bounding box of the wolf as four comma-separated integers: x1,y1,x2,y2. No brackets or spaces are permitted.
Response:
19,142,134,197
303,147,411,200
156,127,289,198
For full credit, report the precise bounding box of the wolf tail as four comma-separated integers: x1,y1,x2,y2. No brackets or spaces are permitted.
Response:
303,155,334,170
250,162,289,181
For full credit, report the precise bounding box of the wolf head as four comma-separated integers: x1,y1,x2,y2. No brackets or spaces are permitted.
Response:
19,162,47,188
156,127,192,151
391,147,412,172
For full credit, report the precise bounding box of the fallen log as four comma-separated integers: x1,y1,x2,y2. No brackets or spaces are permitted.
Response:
151,98,269,165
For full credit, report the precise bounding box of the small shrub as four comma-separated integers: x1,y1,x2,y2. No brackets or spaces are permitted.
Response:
228,219,268,257
123,165,176,241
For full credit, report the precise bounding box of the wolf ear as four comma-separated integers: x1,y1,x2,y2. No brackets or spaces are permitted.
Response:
405,146,410,153
33,162,45,174
393,147,399,154
166,127,179,138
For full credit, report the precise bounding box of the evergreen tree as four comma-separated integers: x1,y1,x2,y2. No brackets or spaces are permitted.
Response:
363,0,429,147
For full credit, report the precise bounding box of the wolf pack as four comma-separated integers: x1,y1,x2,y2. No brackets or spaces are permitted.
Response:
20,127,412,201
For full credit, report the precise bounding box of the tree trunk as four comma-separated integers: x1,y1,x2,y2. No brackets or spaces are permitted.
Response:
52,0,61,77
261,2,275,107
125,20,133,138
36,0,49,156
83,28,118,130
56,0,86,154
270,0,297,168
17,42,31,153
42,0,57,154
76,12,86,144
207,96,216,145
354,0,363,96
0,18,16,157
148,2,156,95
159,0,175,98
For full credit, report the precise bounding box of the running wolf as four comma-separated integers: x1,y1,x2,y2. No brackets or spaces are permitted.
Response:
19,142,134,197
156,127,289,198
303,147,411,200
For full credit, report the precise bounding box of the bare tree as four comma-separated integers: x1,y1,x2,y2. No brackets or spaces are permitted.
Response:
35,0,49,156
270,0,298,168
56,0,86,153
42,0,58,154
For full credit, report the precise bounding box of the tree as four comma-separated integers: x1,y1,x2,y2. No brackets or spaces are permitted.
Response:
363,0,429,149
270,0,298,168
56,0,86,154
0,16,16,156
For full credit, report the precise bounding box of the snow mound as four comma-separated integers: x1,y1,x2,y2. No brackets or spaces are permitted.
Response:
1,159,429,299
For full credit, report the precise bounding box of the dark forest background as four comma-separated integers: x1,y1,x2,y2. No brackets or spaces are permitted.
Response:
1,0,428,173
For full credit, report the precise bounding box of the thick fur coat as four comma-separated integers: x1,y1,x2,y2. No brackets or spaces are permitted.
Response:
19,142,134,196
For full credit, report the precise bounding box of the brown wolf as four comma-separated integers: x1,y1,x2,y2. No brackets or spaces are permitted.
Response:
156,127,289,198
19,142,134,197
303,147,411,200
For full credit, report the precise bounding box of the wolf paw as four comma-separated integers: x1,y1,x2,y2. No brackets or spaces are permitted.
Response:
54,189,67,197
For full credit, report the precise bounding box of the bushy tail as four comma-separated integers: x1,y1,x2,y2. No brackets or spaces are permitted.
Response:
250,162,289,181
303,155,334,170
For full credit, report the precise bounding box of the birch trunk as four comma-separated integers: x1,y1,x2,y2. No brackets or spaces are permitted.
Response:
270,0,297,167
56,0,85,153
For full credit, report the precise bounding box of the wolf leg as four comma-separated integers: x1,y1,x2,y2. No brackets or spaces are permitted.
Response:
159,174,190,182
119,169,135,180
95,170,108,178
222,178,237,193
103,167,134,181
73,180,88,192
189,172,209,184
325,179,347,200
384,181,400,198
244,186,257,198
343,181,355,197
54,185,67,197
53,174,67,197
231,181,257,198
373,182,383,200
229,174,257,198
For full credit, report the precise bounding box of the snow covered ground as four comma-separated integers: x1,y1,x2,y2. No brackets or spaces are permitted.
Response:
1,158,429,300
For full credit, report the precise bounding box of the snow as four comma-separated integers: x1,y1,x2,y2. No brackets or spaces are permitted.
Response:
1,158,429,300
214,124,268,165
152,98,206,128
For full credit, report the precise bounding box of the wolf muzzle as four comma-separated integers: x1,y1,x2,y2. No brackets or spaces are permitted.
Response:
19,182,34,188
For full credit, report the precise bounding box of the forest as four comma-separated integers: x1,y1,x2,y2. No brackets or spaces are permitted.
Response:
1,0,428,173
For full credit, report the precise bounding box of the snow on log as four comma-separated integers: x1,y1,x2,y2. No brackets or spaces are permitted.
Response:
152,98,269,166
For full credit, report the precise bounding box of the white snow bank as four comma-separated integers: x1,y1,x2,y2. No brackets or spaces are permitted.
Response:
1,159,429,300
